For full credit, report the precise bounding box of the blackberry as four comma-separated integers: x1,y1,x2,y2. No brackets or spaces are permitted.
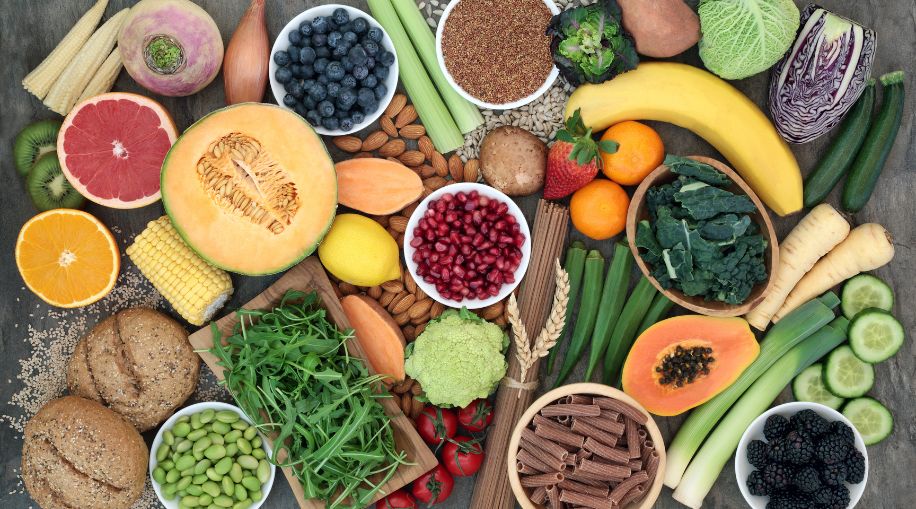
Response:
845,449,866,484
746,469,769,496
815,433,851,464
791,409,829,438
783,431,815,464
766,492,810,509
747,439,769,469
813,486,835,505
819,461,847,486
792,465,822,493
764,414,790,441
762,462,794,491
767,438,789,463
824,484,850,509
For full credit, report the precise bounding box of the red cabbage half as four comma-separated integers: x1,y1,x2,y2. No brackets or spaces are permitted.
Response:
768,4,876,144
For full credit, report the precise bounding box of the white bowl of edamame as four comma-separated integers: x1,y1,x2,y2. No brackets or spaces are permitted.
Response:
150,402,276,509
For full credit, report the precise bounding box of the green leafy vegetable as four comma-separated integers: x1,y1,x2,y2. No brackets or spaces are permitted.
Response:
546,0,638,86
210,290,407,509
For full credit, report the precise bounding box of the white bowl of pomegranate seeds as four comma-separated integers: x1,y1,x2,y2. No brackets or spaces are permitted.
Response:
404,183,531,309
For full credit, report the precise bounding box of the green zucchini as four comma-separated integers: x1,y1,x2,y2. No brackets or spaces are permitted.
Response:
842,71,906,212
553,250,605,387
584,243,633,381
803,79,875,208
545,242,587,374
601,276,657,385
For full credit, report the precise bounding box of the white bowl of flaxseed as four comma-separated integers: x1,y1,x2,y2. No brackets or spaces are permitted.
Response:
435,0,560,110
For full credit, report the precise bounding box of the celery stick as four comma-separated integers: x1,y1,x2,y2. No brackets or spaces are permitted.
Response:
672,317,849,508
367,0,464,152
390,0,484,134
664,293,840,488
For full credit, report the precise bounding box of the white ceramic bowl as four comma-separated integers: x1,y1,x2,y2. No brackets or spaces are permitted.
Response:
736,402,868,509
269,4,399,135
403,183,531,309
435,0,560,110
149,402,276,509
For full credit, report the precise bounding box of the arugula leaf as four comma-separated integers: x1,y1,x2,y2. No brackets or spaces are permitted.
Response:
674,184,756,220
665,155,731,186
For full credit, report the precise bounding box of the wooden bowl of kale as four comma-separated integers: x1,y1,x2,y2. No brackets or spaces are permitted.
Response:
626,155,779,317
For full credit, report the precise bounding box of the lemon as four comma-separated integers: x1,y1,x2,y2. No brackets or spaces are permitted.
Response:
318,214,401,286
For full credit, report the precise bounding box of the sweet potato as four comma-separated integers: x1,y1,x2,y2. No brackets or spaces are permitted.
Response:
341,294,407,382
336,158,423,215
619,0,700,58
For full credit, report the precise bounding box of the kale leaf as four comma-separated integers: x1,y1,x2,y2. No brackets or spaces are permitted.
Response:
675,184,756,220
665,155,731,186
635,220,663,266
700,214,752,242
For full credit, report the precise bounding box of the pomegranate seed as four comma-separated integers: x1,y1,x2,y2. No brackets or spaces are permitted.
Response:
454,266,466,278
441,193,454,202
479,196,490,208
505,273,516,284
488,285,500,297
430,253,440,263
477,289,488,300
456,192,467,203
410,237,424,248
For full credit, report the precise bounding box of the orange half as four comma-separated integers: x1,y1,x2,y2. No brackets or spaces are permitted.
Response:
15,209,120,307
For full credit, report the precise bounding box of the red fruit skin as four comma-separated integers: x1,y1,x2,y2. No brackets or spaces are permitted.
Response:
415,406,458,446
544,141,599,200
376,489,418,509
411,465,454,505
442,436,485,477
457,399,493,432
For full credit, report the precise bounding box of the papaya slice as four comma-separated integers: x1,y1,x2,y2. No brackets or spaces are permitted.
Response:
622,315,759,416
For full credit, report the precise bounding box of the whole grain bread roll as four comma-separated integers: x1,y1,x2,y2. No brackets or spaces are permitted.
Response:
21,396,148,509
67,307,199,431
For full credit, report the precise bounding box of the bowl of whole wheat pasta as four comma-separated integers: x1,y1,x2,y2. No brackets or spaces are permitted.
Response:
508,383,666,509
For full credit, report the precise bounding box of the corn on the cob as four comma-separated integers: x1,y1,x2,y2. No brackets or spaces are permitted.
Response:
22,0,108,100
44,8,128,115
77,48,122,103
127,216,233,326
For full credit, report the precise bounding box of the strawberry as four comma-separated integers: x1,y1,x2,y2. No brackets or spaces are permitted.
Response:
544,109,618,200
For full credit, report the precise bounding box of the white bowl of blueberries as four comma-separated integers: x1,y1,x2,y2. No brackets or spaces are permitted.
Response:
269,5,398,135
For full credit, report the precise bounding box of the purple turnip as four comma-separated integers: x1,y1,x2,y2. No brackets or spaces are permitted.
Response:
118,0,223,97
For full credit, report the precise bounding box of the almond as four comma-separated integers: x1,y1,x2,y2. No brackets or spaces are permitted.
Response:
353,151,374,159
381,280,404,294
463,158,480,182
380,115,398,137
367,286,383,299
338,282,358,296
400,392,413,415
332,136,362,153
416,164,436,178
399,124,426,139
431,151,448,177
402,202,420,217
385,94,407,118
415,322,427,336
395,105,418,128
378,139,406,158
389,215,408,233
379,291,397,308
399,150,426,167
410,397,424,419
410,313,430,325
394,310,411,326
430,302,446,319
494,315,508,327
481,301,504,320
408,298,433,319
391,293,416,315
361,131,388,151
448,154,464,181
424,176,448,191
418,136,435,159
372,215,389,228
410,382,423,396
391,379,412,394
403,272,418,294
403,325,416,342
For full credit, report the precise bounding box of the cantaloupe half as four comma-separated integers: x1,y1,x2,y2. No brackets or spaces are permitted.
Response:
622,315,759,416
161,103,337,275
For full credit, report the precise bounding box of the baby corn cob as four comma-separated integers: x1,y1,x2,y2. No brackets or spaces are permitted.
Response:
44,8,128,115
127,216,233,326
22,0,108,99
77,48,122,103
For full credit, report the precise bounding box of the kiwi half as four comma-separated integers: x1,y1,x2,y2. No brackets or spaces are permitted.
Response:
14,119,61,177
27,152,85,211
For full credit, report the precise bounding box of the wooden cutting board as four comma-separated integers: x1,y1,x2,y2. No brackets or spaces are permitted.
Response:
189,257,437,508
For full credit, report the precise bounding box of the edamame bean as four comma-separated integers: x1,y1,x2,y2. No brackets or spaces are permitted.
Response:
175,454,196,472
192,474,209,485
252,449,266,460
200,409,216,424
243,427,257,441
214,457,233,475
212,421,231,434
174,421,192,437
187,428,208,442
181,495,200,508
225,443,238,458
233,500,251,509
186,484,203,497
160,459,175,470
152,467,166,484
251,437,261,449
215,410,240,424
234,484,247,502
202,481,221,497
177,476,193,491
198,493,213,506
193,459,212,475
204,444,227,461
181,467,193,478
224,430,242,443
193,450,205,461
231,420,248,431
156,443,170,462
193,437,212,454
221,477,235,496
191,412,203,430
166,469,181,484
208,433,224,445
164,430,176,446
236,455,258,471
213,495,234,508
162,483,178,500
176,439,193,453
240,476,260,493
236,438,252,455
249,489,262,502
177,415,190,423
229,463,243,483
206,467,222,482
256,460,270,484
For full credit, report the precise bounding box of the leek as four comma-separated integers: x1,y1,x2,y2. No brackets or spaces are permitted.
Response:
664,293,840,488
367,0,465,153
390,0,484,134
672,316,849,508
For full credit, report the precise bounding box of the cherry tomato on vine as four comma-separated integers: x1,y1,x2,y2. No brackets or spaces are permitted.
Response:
457,398,493,432
415,406,457,446
411,464,454,505
375,489,417,509
442,436,485,477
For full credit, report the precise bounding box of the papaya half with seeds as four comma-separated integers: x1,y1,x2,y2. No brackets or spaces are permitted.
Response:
621,315,759,416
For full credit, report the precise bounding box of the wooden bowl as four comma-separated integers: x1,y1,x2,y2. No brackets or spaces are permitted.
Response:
508,383,666,509
625,156,779,317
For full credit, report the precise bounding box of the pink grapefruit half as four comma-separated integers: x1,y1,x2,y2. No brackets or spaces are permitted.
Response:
58,92,178,209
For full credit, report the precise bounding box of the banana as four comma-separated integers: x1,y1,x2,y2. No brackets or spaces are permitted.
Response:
566,62,803,216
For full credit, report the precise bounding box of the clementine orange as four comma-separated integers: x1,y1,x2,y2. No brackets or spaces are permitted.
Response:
600,121,665,185
570,180,630,240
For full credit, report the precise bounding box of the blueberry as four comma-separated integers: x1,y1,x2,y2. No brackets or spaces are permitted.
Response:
357,87,376,107
374,83,388,100
327,82,341,98
348,46,368,66
290,63,304,78
367,27,384,43
298,21,313,37
316,100,335,118
326,62,346,81
313,57,330,74
273,51,290,66
302,79,317,92
311,33,328,47
275,67,293,84
315,46,331,59
288,81,305,99
341,75,357,89
327,31,343,48
286,48,300,63
363,40,379,57
335,109,348,119
303,96,317,110
338,22,353,33
332,8,349,25
363,100,379,115
311,16,329,34
327,19,338,31
342,58,355,72
282,93,297,107
294,103,308,117
338,89,357,109
305,110,322,126
321,117,340,131
352,65,369,81
360,75,378,89
365,57,375,70
343,31,358,44
339,118,354,132
379,50,395,67
332,44,350,58
299,46,316,64
373,65,389,79
351,17,368,34
283,79,298,93
351,111,365,124
309,83,327,101
317,74,329,85
288,30,302,46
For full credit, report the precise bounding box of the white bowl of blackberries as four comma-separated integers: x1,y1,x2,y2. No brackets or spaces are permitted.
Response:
269,5,399,135
736,402,868,509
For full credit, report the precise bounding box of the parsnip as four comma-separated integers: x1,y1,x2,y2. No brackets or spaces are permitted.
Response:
773,223,894,322
43,8,128,115
745,204,850,330
77,49,122,103
22,0,108,99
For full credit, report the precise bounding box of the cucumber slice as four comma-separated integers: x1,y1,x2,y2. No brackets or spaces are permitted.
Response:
792,364,844,409
823,345,874,398
843,397,894,445
841,274,894,319
849,309,905,363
